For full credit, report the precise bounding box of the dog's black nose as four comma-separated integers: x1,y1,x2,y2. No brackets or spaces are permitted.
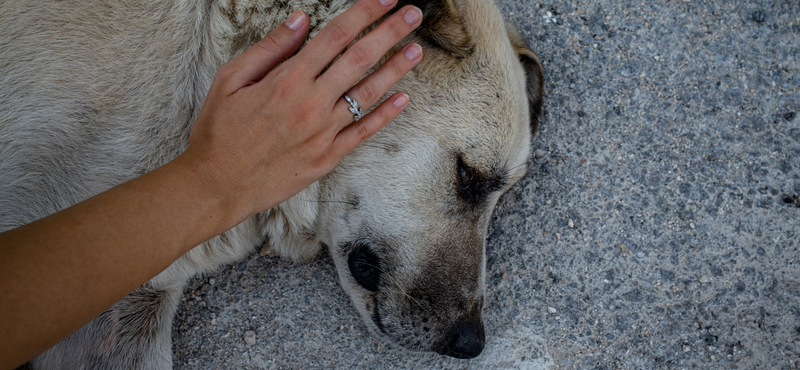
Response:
439,321,485,359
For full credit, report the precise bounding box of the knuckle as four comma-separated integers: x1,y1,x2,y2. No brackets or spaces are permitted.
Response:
295,104,320,122
312,136,334,158
215,62,237,81
316,156,336,175
376,106,391,121
213,62,240,90
378,104,397,122
355,122,372,141
349,46,374,68
357,3,376,22
276,67,303,86
326,22,351,45
358,83,378,104
313,106,330,121
272,84,296,103
256,33,284,54
388,58,407,77
270,71,300,98
299,99,327,121
388,19,407,40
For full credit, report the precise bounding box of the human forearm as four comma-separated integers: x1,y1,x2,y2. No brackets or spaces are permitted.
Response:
0,156,237,368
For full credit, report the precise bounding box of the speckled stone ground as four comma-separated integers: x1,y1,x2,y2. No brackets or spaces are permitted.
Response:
173,1,800,368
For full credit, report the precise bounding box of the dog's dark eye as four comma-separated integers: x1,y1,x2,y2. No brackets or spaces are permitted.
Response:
457,158,478,194
348,245,381,292
455,155,503,207
459,166,473,186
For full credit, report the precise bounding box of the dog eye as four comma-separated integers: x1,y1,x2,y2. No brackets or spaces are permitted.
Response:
347,244,381,292
459,166,473,185
456,155,503,207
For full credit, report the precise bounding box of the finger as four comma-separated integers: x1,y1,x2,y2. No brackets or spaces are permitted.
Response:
217,10,310,93
319,5,422,94
333,92,409,157
332,43,422,128
293,0,399,74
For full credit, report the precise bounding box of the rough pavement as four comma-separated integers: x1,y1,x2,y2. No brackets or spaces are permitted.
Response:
173,0,800,368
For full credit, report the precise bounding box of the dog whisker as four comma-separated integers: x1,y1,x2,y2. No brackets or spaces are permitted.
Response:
298,198,357,206
383,275,424,309
360,262,425,309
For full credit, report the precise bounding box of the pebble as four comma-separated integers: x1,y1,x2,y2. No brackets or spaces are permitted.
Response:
243,331,256,346
752,10,765,23
568,219,574,228
730,343,747,361
699,275,710,284
547,307,557,314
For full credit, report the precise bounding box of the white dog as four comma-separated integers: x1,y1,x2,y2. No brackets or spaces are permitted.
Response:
0,0,543,367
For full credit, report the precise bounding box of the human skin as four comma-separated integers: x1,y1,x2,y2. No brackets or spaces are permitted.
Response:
0,0,423,368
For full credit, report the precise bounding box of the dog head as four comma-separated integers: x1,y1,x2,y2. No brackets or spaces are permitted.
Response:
321,0,542,358
262,0,543,359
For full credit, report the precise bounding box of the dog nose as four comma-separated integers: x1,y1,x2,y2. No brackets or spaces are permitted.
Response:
440,321,485,359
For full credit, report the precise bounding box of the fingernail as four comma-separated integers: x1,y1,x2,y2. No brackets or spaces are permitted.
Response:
379,0,396,7
404,6,422,25
393,93,409,109
285,10,305,31
404,43,422,61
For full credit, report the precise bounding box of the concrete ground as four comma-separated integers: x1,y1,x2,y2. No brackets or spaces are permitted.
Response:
173,0,800,368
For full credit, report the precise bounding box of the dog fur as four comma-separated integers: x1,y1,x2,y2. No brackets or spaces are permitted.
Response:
0,0,543,367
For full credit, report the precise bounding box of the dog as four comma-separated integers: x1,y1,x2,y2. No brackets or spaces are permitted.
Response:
0,0,543,367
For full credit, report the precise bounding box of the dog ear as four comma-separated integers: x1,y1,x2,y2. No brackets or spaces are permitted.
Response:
396,0,473,57
506,25,544,135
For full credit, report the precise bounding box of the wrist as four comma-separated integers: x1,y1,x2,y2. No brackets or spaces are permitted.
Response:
158,154,248,249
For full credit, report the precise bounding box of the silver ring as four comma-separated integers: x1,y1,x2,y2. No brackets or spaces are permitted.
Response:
344,95,365,121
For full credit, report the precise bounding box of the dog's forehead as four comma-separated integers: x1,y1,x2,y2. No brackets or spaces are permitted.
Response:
425,52,531,176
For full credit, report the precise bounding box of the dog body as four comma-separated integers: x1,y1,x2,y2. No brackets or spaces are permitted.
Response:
0,0,543,367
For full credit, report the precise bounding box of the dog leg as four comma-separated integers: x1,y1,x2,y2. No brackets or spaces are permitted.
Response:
30,281,184,370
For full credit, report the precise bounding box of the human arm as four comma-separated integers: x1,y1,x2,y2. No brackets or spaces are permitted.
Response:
0,0,423,367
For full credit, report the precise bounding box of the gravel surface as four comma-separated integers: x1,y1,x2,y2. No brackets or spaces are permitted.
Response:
173,0,800,368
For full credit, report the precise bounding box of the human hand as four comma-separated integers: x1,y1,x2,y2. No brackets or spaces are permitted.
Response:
179,0,423,222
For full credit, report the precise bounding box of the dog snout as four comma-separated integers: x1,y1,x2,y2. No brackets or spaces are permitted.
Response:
436,320,485,359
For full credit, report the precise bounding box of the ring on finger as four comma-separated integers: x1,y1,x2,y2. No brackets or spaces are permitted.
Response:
344,94,365,121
